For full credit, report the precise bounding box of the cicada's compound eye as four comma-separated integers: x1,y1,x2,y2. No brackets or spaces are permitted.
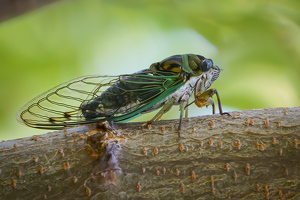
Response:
200,59,214,72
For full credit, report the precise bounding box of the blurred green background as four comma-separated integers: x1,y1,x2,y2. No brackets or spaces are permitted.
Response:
0,0,299,140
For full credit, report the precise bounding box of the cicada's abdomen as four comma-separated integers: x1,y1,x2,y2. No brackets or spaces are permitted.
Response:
81,71,165,120
81,81,133,119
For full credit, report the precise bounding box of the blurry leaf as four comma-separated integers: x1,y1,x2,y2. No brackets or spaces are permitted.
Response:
0,0,299,140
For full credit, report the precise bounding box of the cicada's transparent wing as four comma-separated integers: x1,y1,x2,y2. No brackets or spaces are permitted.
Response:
17,75,120,129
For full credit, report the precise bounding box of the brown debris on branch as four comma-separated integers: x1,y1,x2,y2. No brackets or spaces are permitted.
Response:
0,107,299,199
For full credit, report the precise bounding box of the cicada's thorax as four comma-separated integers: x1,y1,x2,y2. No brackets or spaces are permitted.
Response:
149,54,205,75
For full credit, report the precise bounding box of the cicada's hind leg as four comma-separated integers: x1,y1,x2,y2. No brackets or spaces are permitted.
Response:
195,88,230,116
178,100,187,138
142,97,175,128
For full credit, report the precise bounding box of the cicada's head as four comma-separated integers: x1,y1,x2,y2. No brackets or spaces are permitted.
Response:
149,54,220,82
181,54,221,91
182,54,220,77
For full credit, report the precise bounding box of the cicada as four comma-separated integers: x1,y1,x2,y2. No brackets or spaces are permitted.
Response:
17,54,228,134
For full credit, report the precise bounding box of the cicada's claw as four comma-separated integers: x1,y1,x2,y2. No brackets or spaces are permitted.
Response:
220,112,231,117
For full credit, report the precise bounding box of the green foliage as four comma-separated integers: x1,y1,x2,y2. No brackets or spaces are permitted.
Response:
0,0,299,140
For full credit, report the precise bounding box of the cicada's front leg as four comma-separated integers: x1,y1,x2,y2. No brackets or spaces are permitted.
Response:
194,88,230,116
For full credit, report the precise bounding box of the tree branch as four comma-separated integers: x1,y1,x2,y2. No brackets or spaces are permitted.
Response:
0,107,299,199
0,0,60,22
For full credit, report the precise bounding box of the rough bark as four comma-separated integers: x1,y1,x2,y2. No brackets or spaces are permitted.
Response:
0,107,299,200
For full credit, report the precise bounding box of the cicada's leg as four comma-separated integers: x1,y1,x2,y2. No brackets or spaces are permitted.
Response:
142,97,175,127
205,98,215,114
185,98,189,118
194,77,205,99
195,88,229,116
178,100,187,138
